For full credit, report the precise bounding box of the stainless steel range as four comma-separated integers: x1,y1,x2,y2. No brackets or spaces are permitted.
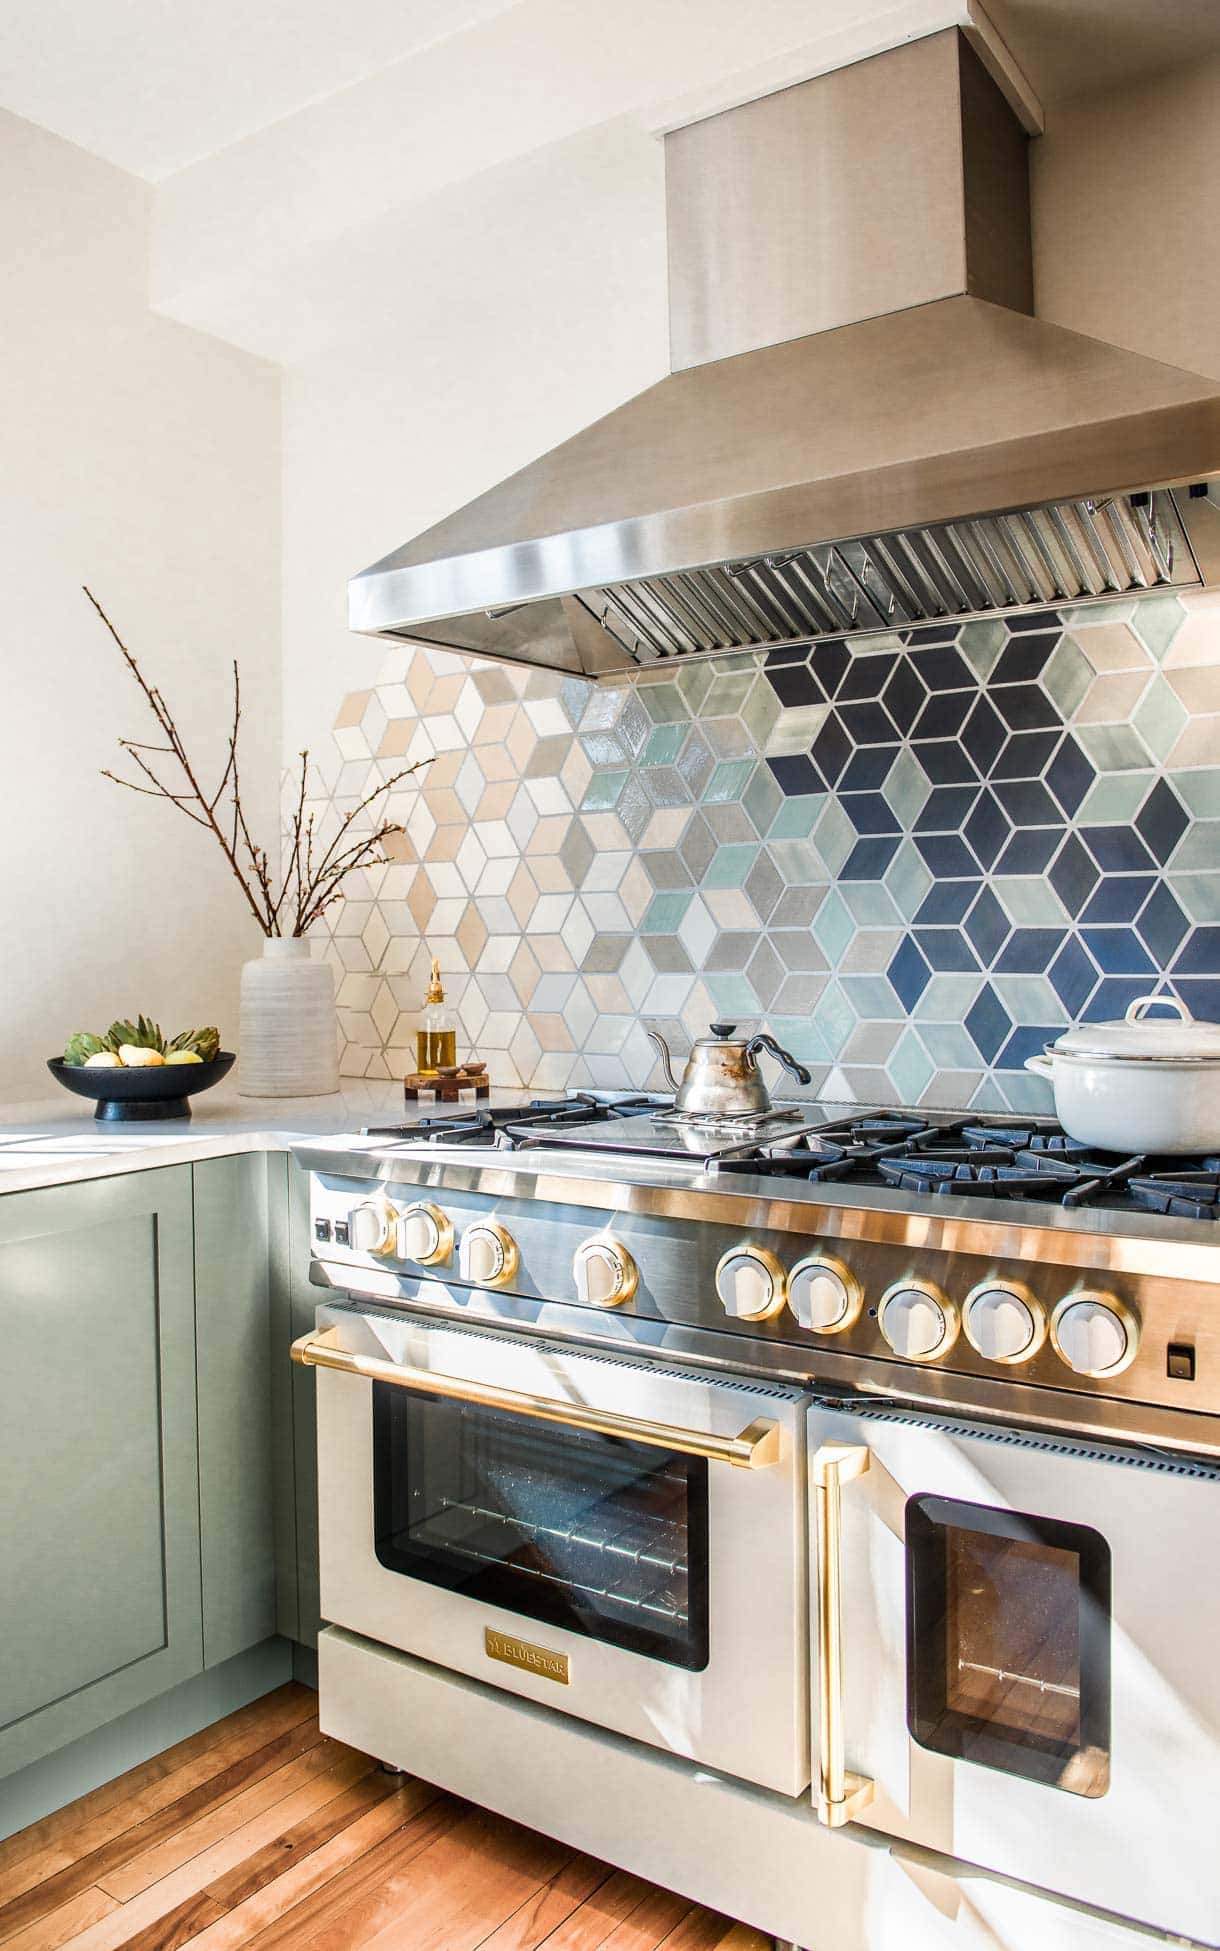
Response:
293,1091,1220,1947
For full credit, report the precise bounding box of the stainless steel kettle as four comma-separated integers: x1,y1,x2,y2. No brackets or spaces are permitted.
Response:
645,1021,812,1118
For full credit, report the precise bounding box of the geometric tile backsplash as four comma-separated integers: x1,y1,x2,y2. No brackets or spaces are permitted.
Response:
314,588,1220,1113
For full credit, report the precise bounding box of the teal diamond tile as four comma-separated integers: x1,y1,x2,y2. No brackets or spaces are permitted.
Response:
765,701,829,757
1000,1071,1056,1116
1042,637,1092,718
702,843,760,890
918,1022,984,1069
641,723,686,767
706,972,759,1017
885,839,934,921
581,770,627,811
1176,771,1220,820
840,974,904,1020
702,757,755,803
1076,723,1154,771
881,748,932,828
1165,825,1220,875
970,1075,1014,1112
992,878,1070,926
641,889,694,934
740,676,782,750
768,794,822,841
916,974,984,1021
1168,869,1220,921
842,884,900,926
702,671,754,717
1077,772,1155,825
813,799,855,876
641,683,690,725
812,981,858,1057
993,975,1068,1023
767,838,827,884
812,888,854,966
886,1027,935,1104
1060,600,1134,630
956,618,1008,680
767,1016,830,1064
1132,676,1188,764
677,661,715,715
742,762,783,836
1130,594,1185,661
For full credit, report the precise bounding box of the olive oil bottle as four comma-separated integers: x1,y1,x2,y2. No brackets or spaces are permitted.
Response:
416,956,456,1075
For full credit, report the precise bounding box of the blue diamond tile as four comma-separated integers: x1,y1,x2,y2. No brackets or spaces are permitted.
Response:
1048,936,1098,1015
887,937,932,1010
1084,976,1157,1021
913,929,980,973
913,739,979,785
991,731,1060,780
991,634,1057,682
995,928,1066,974
994,684,1061,732
840,747,895,790
909,645,974,690
914,833,978,877
965,983,1012,1063
917,880,981,925
1049,834,1101,911
841,793,901,835
1175,979,1220,1021
996,1024,1060,1071
810,640,851,696
1137,883,1190,963
1079,877,1155,924
905,623,960,646
1080,928,1155,976
841,835,902,879
964,886,1011,964
1044,735,1095,818
1135,779,1190,864
767,754,820,795
963,791,1012,870
839,653,897,700
1081,826,1157,874
839,701,899,745
916,785,980,832
960,697,1007,774
991,780,1060,827
992,829,1061,876
881,662,927,733
811,713,852,786
1009,610,1062,634
765,643,810,670
1174,927,1220,977
913,690,973,740
766,663,822,708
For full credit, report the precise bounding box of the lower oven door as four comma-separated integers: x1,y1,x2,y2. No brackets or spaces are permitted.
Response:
303,1302,811,1795
808,1400,1220,1943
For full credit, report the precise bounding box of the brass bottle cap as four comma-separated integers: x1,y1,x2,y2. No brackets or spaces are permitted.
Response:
425,954,444,1005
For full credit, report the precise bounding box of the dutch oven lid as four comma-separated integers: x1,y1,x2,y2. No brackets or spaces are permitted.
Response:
1050,994,1220,1064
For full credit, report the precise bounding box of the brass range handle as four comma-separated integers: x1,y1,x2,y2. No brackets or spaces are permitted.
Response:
812,1442,875,1828
291,1325,781,1470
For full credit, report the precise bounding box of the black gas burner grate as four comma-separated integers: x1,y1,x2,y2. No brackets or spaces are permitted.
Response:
363,1093,665,1149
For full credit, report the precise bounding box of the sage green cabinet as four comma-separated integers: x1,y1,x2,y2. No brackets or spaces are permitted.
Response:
0,1167,202,1778
192,1156,277,1669
270,1153,321,1649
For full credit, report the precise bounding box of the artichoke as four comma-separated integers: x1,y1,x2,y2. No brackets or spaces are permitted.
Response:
63,1030,108,1067
168,1025,220,1062
107,1015,166,1054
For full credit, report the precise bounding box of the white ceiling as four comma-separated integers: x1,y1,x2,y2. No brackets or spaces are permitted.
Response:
0,0,518,178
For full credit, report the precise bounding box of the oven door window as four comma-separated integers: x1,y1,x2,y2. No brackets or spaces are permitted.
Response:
906,1494,1110,1797
372,1385,710,1670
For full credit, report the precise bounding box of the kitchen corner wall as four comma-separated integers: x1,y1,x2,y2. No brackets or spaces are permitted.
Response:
312,586,1220,1112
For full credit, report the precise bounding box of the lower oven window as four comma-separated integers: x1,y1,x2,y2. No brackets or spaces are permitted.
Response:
372,1385,710,1670
906,1495,1110,1797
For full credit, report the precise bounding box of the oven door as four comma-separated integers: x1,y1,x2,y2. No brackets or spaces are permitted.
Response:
301,1302,811,1795
808,1400,1220,1943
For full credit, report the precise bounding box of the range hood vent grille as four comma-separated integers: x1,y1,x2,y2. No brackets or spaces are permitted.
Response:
578,489,1200,666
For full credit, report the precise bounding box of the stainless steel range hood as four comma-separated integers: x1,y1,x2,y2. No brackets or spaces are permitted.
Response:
350,29,1220,682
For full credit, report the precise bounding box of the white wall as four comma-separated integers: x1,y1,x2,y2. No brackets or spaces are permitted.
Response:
0,111,280,1099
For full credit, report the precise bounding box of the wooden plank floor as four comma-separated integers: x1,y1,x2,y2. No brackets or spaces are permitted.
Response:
0,1686,770,1951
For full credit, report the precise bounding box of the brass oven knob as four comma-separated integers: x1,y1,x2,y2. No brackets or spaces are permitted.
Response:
1050,1291,1138,1377
459,1220,519,1289
878,1278,958,1362
348,1200,398,1255
573,1236,638,1308
395,1201,453,1267
788,1254,863,1335
715,1244,787,1322
962,1279,1046,1365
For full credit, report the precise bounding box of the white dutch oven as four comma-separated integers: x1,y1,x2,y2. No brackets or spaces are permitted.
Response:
1025,994,1220,1155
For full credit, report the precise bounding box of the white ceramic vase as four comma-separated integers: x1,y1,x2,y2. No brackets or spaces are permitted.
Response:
238,936,340,1097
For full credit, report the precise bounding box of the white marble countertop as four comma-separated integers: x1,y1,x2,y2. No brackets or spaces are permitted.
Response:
0,1081,530,1193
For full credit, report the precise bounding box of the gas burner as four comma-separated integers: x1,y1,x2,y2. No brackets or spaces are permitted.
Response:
651,1105,811,1137
1128,1165,1220,1222
364,1092,668,1150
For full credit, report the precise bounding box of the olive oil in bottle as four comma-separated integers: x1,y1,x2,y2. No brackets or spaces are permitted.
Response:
416,956,456,1075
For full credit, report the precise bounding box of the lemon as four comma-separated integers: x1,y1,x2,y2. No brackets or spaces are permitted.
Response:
84,1051,122,1068
118,1045,166,1067
163,1050,204,1066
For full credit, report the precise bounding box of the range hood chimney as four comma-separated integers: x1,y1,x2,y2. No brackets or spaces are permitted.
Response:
350,29,1220,681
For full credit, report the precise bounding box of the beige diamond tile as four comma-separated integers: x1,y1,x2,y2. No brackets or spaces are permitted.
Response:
377,720,416,759
406,657,435,710
509,940,542,1005
560,744,592,806
428,672,466,715
532,1014,577,1052
456,901,489,968
1167,666,1220,715
472,666,517,705
704,888,759,930
425,825,463,863
508,862,539,928
474,706,518,750
581,813,633,852
330,899,372,938
1072,620,1151,673
531,855,575,894
474,780,515,823
526,815,572,857
335,689,372,730
533,935,577,974
1164,590,1220,668
640,807,692,850
420,749,463,790
1165,716,1220,769
618,858,653,926
506,711,538,773
1074,670,1150,724
379,827,415,864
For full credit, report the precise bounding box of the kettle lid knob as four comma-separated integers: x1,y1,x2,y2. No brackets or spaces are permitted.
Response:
709,1022,736,1039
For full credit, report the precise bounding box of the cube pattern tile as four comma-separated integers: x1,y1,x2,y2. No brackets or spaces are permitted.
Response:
306,590,1220,1113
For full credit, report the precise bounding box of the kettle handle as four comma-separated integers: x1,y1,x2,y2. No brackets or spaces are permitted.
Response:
747,1033,812,1088
644,1026,680,1093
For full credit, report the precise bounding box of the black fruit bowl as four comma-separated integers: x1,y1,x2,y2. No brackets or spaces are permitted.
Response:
47,1052,236,1121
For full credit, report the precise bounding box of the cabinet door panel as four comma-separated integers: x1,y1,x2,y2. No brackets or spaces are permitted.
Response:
0,1169,201,1777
